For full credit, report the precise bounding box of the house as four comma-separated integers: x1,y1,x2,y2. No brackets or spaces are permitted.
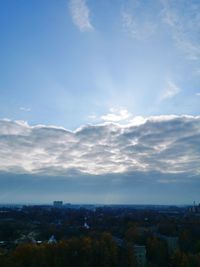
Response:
134,245,147,267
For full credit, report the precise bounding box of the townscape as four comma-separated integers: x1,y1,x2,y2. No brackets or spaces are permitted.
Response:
0,202,200,267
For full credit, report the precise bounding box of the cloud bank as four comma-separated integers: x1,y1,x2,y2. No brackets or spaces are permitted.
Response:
0,116,200,177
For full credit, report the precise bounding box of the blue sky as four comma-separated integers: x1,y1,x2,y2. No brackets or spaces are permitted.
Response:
1,0,200,128
0,0,200,204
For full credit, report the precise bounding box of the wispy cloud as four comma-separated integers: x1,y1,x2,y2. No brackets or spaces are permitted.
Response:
122,10,156,40
121,0,157,40
88,114,97,120
160,80,180,101
196,92,200,96
20,107,31,112
195,69,200,76
69,0,93,32
161,0,200,60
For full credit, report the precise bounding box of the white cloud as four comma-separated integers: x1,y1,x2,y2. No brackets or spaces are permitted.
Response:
69,0,93,32
0,116,200,176
101,108,132,122
196,92,200,96
129,116,146,126
160,80,180,100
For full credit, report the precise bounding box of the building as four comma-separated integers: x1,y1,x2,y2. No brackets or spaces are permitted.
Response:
155,233,178,255
53,201,63,208
165,236,179,255
83,217,90,229
48,235,57,244
134,245,146,267
189,202,200,213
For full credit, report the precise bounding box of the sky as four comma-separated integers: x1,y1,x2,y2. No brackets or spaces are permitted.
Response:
0,0,200,204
